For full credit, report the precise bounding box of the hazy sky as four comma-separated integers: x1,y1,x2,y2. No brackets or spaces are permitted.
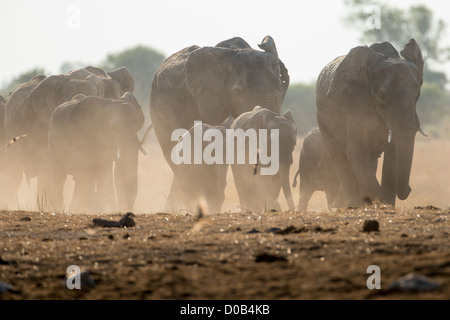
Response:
1,0,449,87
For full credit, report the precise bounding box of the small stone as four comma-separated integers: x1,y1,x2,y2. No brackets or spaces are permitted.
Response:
388,273,441,292
363,220,379,232
0,282,14,294
92,212,135,228
255,253,287,263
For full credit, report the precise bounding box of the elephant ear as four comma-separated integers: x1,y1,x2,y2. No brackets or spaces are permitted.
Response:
369,42,400,59
85,66,108,78
276,60,290,96
216,37,252,50
327,46,385,101
185,47,234,124
283,110,295,123
327,46,385,129
221,115,235,129
108,67,135,95
258,36,289,92
121,92,145,130
258,35,278,57
400,39,424,86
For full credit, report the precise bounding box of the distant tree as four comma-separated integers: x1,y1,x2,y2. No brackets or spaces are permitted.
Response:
343,0,450,87
282,83,317,136
0,68,46,97
102,45,166,105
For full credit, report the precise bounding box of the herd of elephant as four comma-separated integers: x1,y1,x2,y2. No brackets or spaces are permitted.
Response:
0,35,427,214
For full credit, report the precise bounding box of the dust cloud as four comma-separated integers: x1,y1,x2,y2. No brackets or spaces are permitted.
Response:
4,133,450,214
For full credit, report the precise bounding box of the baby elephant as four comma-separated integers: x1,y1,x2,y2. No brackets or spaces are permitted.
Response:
174,116,234,214
293,129,340,211
231,106,297,212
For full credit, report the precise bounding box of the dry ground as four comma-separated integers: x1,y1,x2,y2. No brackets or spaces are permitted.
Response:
0,137,449,300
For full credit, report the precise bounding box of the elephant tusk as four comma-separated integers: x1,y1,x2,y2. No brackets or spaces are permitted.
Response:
388,130,392,144
139,145,147,156
139,124,153,147
418,128,429,137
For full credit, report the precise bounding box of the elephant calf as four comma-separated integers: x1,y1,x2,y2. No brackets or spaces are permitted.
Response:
174,116,234,214
293,129,340,211
49,92,145,214
231,106,297,212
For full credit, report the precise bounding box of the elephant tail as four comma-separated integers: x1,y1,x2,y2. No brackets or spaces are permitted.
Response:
292,169,300,188
138,123,154,155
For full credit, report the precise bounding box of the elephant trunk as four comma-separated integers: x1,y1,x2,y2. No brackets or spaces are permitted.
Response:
394,132,416,200
279,164,294,210
115,134,139,212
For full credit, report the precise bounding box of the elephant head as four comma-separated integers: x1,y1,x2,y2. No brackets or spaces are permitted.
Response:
184,36,289,125
108,67,135,96
112,92,145,212
327,39,424,204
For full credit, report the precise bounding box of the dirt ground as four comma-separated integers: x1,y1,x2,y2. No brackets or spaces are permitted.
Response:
0,137,449,300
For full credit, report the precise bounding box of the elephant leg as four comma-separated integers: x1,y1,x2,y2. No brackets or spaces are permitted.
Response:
298,186,314,211
177,165,202,213
318,121,359,207
346,127,381,204
165,176,184,212
380,140,397,206
324,185,339,212
232,165,257,211
322,144,359,208
49,164,67,213
260,175,281,211
70,174,95,213
0,164,23,209
96,162,116,212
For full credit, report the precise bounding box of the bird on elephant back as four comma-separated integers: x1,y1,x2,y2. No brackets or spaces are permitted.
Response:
2,66,136,211
149,35,290,211
316,39,428,209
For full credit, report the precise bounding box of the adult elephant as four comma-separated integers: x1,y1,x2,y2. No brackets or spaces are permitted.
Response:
316,39,426,208
150,36,290,209
49,92,145,213
231,106,297,211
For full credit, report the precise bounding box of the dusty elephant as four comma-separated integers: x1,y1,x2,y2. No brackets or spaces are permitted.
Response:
230,106,297,212
49,92,145,213
292,129,340,211
3,67,135,210
150,36,289,210
4,73,98,208
316,39,426,208
173,116,234,214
